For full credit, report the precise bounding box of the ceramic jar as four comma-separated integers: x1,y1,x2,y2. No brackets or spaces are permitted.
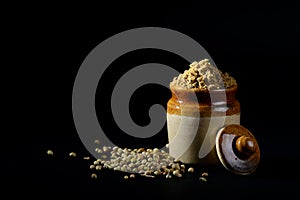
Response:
167,84,241,166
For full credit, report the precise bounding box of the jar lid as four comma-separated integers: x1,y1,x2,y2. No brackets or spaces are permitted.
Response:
215,124,260,175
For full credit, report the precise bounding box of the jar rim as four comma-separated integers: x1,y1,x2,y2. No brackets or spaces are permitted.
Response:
169,84,237,93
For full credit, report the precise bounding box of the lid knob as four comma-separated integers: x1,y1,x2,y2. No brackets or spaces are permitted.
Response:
235,136,257,158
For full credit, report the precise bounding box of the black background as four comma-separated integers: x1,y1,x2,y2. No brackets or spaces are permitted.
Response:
5,1,300,198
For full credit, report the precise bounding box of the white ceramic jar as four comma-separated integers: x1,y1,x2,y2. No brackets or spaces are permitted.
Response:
167,84,241,166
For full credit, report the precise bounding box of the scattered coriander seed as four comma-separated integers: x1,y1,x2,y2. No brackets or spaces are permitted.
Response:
153,148,159,153
199,177,207,182
91,173,97,179
141,174,155,178
129,174,135,179
96,165,102,170
47,150,54,156
172,163,180,170
83,156,90,160
97,149,103,154
201,172,208,177
154,170,161,175
94,139,100,144
188,167,194,173
137,148,145,153
166,174,172,179
103,146,108,152
112,146,118,151
145,170,152,175
90,165,95,169
93,160,100,165
69,152,77,157
124,175,129,179
114,166,120,171
173,169,181,177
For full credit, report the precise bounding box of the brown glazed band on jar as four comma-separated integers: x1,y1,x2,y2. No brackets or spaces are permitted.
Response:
167,84,240,117
167,84,241,165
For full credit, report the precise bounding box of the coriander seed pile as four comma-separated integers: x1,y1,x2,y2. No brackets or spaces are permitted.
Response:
46,141,208,181
90,143,189,179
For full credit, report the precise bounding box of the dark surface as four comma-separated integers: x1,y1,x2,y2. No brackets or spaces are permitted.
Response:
5,1,300,199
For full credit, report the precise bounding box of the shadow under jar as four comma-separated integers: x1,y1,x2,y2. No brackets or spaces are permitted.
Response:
167,84,240,166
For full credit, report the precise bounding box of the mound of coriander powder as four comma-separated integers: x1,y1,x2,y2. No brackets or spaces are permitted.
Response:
170,59,237,90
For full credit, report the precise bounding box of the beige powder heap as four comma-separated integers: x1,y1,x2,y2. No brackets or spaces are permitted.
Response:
170,59,237,90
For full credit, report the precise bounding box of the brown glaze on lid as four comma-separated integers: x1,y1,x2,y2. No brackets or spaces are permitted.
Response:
215,124,260,175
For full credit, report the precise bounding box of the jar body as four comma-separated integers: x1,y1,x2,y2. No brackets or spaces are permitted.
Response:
167,85,240,165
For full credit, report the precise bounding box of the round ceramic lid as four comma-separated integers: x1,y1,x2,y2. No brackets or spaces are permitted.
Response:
215,124,260,175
